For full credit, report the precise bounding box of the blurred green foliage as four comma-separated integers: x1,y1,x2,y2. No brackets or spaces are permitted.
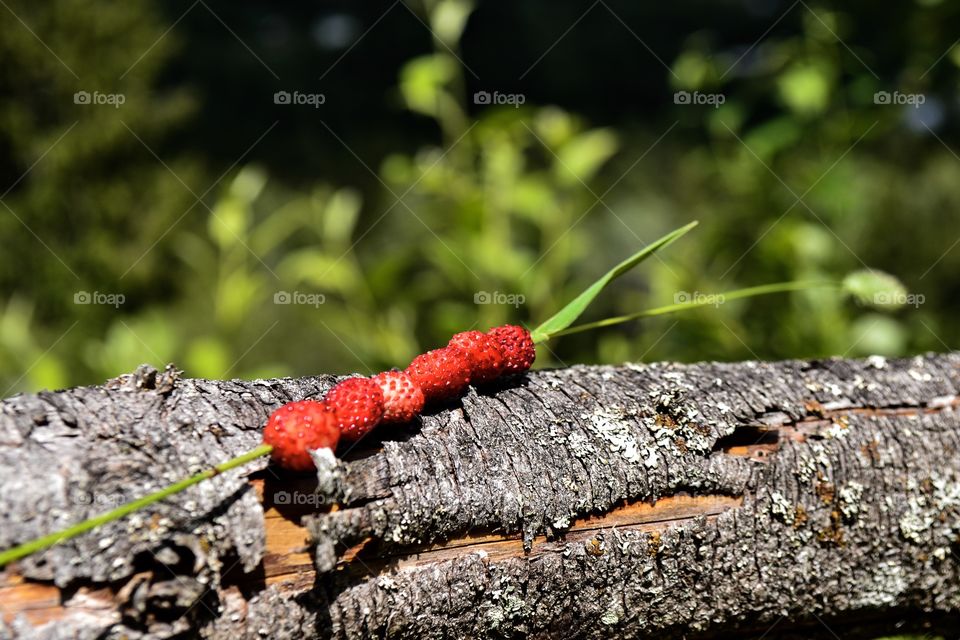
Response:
1,0,959,394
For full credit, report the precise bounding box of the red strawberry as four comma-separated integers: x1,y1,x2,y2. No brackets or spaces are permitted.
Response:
263,400,339,472
325,377,385,442
372,370,425,423
487,325,536,374
406,347,471,403
448,330,505,384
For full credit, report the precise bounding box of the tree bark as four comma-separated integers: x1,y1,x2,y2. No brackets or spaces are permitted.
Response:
2,354,960,639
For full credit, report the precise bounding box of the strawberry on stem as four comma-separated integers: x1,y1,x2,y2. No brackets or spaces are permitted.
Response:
263,400,339,472
406,346,471,404
325,377,385,442
372,370,425,423
488,324,536,374
448,330,505,384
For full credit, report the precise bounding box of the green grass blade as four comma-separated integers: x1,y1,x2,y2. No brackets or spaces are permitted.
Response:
531,221,699,343
543,280,835,340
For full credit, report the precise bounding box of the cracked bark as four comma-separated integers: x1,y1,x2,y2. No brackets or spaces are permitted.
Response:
2,354,960,639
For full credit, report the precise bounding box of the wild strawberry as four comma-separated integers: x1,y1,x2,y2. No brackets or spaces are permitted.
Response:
487,324,536,374
325,377,385,442
263,400,339,472
372,370,425,423
406,346,471,403
448,330,505,384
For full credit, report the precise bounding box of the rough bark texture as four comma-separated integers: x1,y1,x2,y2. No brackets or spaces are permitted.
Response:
2,354,960,639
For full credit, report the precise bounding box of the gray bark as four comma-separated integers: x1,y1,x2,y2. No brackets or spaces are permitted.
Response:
2,355,960,639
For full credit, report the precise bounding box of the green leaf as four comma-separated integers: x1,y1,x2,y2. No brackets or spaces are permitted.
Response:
543,280,833,340
323,188,362,246
430,0,474,45
531,221,698,343
208,196,248,249
399,54,458,118
554,128,619,186
777,62,832,116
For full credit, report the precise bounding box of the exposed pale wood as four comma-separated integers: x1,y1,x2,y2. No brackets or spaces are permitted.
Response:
0,575,116,627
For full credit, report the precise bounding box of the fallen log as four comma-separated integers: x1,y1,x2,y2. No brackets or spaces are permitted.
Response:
1,353,960,638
